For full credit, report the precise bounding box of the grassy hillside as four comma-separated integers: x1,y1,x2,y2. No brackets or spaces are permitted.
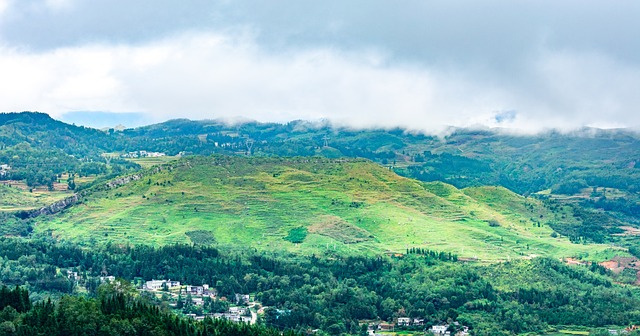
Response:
34,156,613,261
3,113,638,226
118,119,640,195
0,183,71,212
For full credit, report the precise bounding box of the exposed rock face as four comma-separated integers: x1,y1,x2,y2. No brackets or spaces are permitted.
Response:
29,194,80,217
92,172,146,192
26,164,174,218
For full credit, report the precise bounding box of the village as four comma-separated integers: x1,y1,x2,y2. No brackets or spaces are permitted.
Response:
120,150,167,158
0,163,10,177
132,277,470,336
61,268,476,336
137,278,256,324
66,270,473,336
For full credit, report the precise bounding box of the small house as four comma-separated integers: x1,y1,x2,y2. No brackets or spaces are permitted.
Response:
235,293,250,304
144,279,180,290
100,276,116,283
430,324,450,336
379,323,394,331
397,317,411,326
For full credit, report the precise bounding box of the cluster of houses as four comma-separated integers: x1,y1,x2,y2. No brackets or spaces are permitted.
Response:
121,151,166,158
427,323,469,336
142,279,254,324
66,270,80,281
65,274,473,333
396,317,425,327
366,320,469,336
203,307,252,323
0,164,10,177
143,280,218,300
143,279,182,291
65,270,115,283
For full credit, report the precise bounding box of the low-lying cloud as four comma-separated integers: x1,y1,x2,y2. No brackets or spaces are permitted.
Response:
0,30,639,133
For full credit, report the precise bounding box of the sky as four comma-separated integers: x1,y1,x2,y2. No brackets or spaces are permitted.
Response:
0,0,639,132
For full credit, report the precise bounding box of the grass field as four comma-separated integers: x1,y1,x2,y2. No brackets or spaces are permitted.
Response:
0,183,73,212
540,331,590,336
127,156,179,168
34,156,614,260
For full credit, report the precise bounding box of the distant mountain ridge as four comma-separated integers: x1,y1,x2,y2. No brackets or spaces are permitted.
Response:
0,111,111,155
2,111,639,222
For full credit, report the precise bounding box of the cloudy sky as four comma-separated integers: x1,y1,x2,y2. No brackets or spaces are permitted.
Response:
0,0,639,132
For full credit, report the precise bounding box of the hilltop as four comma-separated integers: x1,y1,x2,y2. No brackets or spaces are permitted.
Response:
3,112,639,199
35,156,612,261
0,112,138,188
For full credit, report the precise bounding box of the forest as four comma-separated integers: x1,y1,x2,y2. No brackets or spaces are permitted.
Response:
0,238,638,335
0,284,298,336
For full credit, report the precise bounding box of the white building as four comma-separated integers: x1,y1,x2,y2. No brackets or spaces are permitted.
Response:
146,152,166,157
66,270,80,281
397,317,411,326
235,293,250,304
144,279,181,290
229,306,248,315
100,276,116,283
430,325,450,336
212,313,251,324
0,164,10,176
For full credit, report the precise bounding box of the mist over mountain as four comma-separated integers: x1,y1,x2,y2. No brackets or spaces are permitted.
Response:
1,2,639,132
2,1,640,334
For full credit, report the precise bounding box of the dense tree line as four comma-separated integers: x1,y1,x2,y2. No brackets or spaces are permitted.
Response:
0,238,639,334
0,284,297,336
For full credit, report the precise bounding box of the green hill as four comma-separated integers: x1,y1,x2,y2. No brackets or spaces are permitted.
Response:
3,112,638,228
119,119,640,196
0,112,139,188
34,156,612,261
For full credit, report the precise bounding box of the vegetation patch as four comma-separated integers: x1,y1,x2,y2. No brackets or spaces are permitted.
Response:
185,230,216,245
284,227,308,243
308,216,373,244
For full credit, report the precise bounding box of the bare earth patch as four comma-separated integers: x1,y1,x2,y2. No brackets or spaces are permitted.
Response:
612,226,640,236
308,215,374,244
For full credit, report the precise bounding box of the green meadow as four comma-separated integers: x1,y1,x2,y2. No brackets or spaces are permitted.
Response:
35,156,612,260
0,183,72,212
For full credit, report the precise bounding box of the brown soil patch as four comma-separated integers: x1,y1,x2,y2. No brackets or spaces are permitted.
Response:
564,257,588,266
599,256,640,275
600,260,624,273
308,215,373,244
613,226,640,236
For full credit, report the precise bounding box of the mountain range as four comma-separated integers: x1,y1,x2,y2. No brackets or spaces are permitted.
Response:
1,111,639,261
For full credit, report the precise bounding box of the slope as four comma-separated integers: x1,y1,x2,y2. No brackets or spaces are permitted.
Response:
34,156,611,260
0,183,71,212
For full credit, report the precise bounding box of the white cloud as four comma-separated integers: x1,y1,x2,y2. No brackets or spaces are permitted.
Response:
0,31,638,133
44,0,74,11
531,50,640,128
0,0,10,16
